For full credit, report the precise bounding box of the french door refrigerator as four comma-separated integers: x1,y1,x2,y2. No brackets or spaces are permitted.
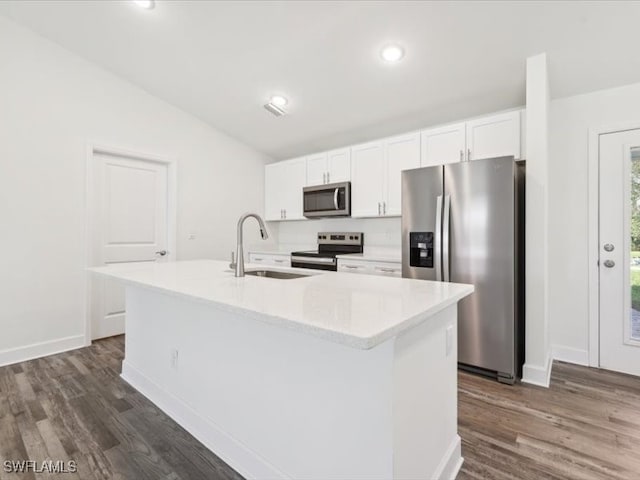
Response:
401,156,525,384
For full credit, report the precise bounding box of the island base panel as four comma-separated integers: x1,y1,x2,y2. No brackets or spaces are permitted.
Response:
121,286,461,480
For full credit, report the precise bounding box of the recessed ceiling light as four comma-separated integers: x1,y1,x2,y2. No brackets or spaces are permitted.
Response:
132,0,155,9
269,95,288,107
381,45,404,63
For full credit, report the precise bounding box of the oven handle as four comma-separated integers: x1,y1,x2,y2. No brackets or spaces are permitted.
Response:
333,188,339,210
291,255,336,265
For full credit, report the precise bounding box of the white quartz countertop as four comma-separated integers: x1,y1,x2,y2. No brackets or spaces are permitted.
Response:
91,260,473,350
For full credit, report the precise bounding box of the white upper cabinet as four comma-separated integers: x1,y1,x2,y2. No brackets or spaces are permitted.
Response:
265,108,524,221
306,148,351,186
384,132,421,216
351,133,420,218
306,153,327,186
351,141,385,217
265,157,306,221
421,122,466,167
465,110,521,161
326,148,351,183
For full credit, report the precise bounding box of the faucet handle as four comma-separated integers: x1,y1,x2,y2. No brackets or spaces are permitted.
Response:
229,251,236,269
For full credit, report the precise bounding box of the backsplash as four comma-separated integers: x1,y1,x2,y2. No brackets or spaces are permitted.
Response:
277,216,401,249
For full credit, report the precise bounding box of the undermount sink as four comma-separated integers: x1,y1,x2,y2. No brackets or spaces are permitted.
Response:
244,269,310,279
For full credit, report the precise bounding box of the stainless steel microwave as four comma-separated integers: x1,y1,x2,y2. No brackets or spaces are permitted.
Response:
303,182,351,218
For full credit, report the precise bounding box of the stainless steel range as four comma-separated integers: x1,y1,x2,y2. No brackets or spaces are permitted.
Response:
291,232,364,271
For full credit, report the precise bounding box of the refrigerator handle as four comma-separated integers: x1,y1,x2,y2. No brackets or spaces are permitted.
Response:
443,195,451,282
435,195,443,281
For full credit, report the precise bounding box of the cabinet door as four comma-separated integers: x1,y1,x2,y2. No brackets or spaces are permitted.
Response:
384,132,421,216
466,110,521,161
351,141,385,217
264,163,283,221
369,262,402,278
421,122,466,166
337,259,371,275
281,157,307,220
327,148,351,183
306,153,327,186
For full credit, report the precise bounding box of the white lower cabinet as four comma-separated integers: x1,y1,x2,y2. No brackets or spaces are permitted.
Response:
248,252,291,267
337,258,402,278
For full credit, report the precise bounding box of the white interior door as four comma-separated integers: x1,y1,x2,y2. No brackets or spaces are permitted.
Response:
91,152,169,340
599,129,640,376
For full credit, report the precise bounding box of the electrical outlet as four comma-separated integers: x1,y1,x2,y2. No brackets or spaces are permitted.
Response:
446,326,453,356
171,349,179,368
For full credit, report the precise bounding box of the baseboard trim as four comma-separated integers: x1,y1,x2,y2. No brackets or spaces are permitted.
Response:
121,361,289,480
552,345,589,366
0,335,85,367
433,434,463,480
522,352,553,388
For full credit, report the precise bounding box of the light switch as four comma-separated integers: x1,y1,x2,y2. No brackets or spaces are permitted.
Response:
188,234,196,240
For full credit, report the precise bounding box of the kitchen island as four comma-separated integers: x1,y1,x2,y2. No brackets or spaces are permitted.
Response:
91,260,473,480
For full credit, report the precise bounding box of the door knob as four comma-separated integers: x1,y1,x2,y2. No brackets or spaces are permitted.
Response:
603,259,615,268
155,250,167,256
603,244,615,252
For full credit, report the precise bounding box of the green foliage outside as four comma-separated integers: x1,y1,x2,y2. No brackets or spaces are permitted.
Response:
632,158,640,251
631,158,640,311
632,269,640,311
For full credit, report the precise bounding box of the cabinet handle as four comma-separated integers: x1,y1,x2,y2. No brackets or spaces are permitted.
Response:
376,267,397,273
327,171,330,183
467,148,471,161
378,202,381,215
383,201,386,215
284,209,287,219
344,265,360,269
254,257,264,262
274,259,285,263
459,150,463,162
280,209,283,219
323,172,326,184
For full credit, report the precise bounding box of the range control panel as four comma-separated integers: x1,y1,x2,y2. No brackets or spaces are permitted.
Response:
317,232,363,246
409,232,434,268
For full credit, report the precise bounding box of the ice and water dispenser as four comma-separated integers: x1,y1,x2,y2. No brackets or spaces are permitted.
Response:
409,232,433,268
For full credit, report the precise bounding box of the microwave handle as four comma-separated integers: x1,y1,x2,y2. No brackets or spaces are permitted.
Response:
333,188,339,210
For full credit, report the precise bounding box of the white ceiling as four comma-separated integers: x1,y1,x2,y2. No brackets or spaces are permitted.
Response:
2,1,640,159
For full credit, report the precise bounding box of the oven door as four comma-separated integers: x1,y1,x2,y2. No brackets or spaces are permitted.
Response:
303,182,351,218
291,255,337,271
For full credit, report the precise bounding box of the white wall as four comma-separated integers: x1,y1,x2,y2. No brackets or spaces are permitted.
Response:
549,81,640,365
0,16,271,364
522,53,551,386
275,217,401,253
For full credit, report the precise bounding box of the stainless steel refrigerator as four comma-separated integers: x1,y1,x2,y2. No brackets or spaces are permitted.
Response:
401,156,525,384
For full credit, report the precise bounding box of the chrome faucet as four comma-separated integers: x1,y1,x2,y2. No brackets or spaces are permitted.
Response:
234,213,269,277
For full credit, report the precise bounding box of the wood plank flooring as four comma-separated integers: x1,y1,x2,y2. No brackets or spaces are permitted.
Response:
0,336,243,480
1,336,639,479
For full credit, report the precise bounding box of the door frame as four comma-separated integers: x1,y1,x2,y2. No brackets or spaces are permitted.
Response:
588,122,640,367
83,142,177,345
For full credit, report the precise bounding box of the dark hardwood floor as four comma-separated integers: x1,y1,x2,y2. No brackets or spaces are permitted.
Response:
1,336,639,479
